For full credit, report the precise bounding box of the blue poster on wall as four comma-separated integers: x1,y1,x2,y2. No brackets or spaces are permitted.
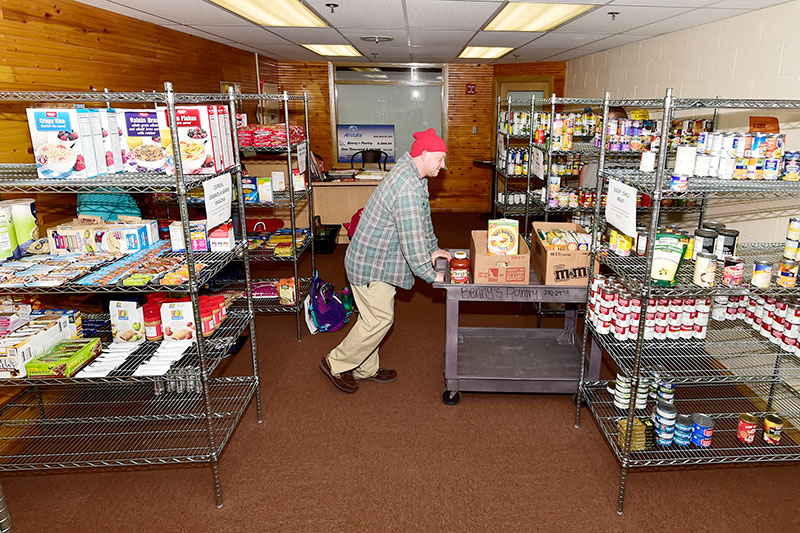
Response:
337,124,395,163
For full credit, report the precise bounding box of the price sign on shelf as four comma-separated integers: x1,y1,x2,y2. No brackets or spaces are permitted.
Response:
605,178,637,237
297,142,307,174
203,172,233,229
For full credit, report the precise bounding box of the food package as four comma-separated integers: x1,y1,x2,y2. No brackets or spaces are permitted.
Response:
157,105,223,175
278,278,296,305
96,108,124,173
208,221,235,252
487,218,520,255
26,108,101,179
160,301,197,342
242,177,258,203
110,300,145,343
169,220,208,252
650,232,687,287
256,177,273,203
25,338,101,378
116,109,168,173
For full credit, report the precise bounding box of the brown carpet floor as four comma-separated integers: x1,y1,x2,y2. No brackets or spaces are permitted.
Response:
4,213,800,532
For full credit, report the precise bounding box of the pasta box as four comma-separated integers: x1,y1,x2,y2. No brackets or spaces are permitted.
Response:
26,108,101,179
531,222,596,286
470,230,530,285
117,109,168,173
158,105,223,175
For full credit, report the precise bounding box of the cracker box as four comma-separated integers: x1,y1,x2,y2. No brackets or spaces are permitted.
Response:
117,109,169,173
26,338,102,378
110,300,145,343
97,108,124,173
470,230,530,285
26,108,101,179
160,301,197,342
531,222,597,286
159,106,223,175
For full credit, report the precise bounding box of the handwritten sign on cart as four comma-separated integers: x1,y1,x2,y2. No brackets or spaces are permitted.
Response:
605,178,637,237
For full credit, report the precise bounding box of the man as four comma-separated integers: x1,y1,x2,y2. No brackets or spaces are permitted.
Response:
320,128,451,393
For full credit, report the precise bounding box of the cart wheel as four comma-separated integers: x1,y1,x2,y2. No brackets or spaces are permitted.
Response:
572,393,588,408
442,389,461,405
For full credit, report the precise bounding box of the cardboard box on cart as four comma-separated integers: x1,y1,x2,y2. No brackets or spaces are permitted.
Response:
531,222,596,286
469,230,530,285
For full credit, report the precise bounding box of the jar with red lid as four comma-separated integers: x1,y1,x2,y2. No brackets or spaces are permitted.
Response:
450,251,470,284
143,304,163,342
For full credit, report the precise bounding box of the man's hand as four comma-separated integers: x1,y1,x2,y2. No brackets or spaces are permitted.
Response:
434,271,444,283
431,249,452,265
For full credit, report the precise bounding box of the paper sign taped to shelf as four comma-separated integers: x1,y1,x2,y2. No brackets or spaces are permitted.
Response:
532,149,544,179
203,173,232,229
297,142,307,174
605,178,637,237
630,110,650,120
749,116,779,133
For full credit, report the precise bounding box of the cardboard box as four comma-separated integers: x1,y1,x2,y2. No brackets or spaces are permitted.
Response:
470,230,530,285
98,108,124,173
160,301,196,342
531,222,596,286
169,220,207,252
26,338,101,378
242,160,305,192
209,221,235,252
158,105,222,175
26,108,100,179
116,109,169,173
110,300,145,344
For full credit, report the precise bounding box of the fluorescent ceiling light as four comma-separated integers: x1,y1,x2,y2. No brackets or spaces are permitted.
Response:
302,44,361,57
364,74,389,79
459,46,513,59
209,0,327,27
485,3,593,32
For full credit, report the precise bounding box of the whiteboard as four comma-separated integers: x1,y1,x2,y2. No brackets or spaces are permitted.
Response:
336,84,443,163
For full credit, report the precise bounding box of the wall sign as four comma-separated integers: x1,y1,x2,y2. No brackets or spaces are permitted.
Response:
466,84,477,95
337,124,395,163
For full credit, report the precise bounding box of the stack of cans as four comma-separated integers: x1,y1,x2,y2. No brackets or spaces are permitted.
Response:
691,413,714,447
653,401,678,446
673,414,693,446
617,417,656,451
714,294,800,356
649,367,677,403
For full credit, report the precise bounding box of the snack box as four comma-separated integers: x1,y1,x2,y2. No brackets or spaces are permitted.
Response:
85,108,108,175
97,108,124,173
470,230,530,285
26,108,100,179
160,301,197,342
169,220,208,252
26,338,102,378
110,300,145,344
30,309,83,338
158,105,223,174
209,221,235,252
0,316,71,378
256,177,273,203
531,222,597,286
116,109,168,173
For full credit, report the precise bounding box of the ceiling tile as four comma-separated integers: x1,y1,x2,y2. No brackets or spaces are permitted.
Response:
493,48,566,63
526,32,613,49
266,27,349,44
161,24,236,43
338,28,409,43
103,0,250,25
190,25,289,45
609,0,718,6
579,33,649,52
409,30,475,46
541,49,598,61
405,0,502,30
556,6,693,33
411,45,466,56
706,0,794,7
468,31,542,47
631,8,748,34
305,0,405,30
259,44,336,61
74,0,175,25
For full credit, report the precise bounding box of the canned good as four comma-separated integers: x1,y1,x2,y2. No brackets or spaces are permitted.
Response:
722,256,745,286
788,217,800,242
783,153,800,181
763,414,785,445
675,145,697,175
714,228,739,260
693,252,717,287
784,238,800,260
718,156,735,180
692,413,714,446
670,174,689,192
692,229,717,261
691,432,713,448
737,413,758,444
703,221,726,233
764,157,781,180
751,260,773,289
777,258,799,288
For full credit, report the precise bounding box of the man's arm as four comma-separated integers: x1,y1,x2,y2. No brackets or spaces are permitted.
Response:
393,192,438,283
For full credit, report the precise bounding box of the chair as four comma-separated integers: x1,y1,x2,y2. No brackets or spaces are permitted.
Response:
350,149,388,171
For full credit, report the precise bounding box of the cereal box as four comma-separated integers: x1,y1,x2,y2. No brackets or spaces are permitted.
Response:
98,108,124,173
110,300,145,343
26,108,100,179
117,109,169,173
158,106,223,175
85,109,108,175
487,218,520,256
215,105,234,169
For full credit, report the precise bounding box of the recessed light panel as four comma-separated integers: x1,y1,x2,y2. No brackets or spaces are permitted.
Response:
485,3,594,32
459,46,513,59
302,44,362,57
209,0,327,27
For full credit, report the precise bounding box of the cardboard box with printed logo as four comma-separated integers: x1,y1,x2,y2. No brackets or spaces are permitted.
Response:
531,222,596,286
470,230,530,285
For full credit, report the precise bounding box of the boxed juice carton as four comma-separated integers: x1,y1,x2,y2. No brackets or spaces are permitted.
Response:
531,221,597,286
97,108,124,173
26,108,100,179
209,221,235,252
158,105,222,175
160,301,197,342
487,218,520,255
470,230,530,285
26,338,102,378
117,109,169,172
85,109,108,175
110,300,145,343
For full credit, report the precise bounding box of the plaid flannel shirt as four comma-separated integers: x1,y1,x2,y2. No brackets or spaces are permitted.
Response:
345,152,439,290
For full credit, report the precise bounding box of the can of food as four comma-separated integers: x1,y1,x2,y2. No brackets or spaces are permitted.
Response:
787,217,800,241
721,256,744,286
783,152,800,181
691,413,714,443
691,229,717,261
736,413,758,444
718,156,735,180
763,414,785,445
709,132,722,156
764,158,781,180
670,174,690,192
693,153,710,177
734,134,751,158
785,238,800,260
714,228,739,259
778,258,799,288
734,157,749,179
751,132,768,157
693,252,717,287
751,260,773,289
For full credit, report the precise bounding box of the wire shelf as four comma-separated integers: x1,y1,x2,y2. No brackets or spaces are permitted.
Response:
228,277,311,314
673,98,800,110
236,93,306,101
0,164,239,194
589,319,800,382
531,142,600,155
528,195,703,214
582,380,800,467
243,189,311,208
247,237,312,262
496,168,534,180
599,242,800,298
0,377,257,471
610,98,666,108
0,91,165,103
497,131,531,140
239,140,307,154
601,168,800,198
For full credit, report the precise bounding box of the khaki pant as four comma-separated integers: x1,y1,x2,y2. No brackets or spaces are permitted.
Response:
327,281,396,379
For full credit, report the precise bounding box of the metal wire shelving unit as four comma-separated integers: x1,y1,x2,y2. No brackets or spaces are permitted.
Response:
573,89,800,514
238,92,316,341
0,84,265,522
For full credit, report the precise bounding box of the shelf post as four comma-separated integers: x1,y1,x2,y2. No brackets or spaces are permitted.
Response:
282,91,302,341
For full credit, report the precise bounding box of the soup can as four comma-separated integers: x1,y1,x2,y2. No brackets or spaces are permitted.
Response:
763,414,785,445
737,413,758,444
778,259,799,288
751,260,773,288
787,217,800,241
693,252,717,287
722,256,744,286
783,153,800,181
785,238,800,260
714,228,739,259
692,229,717,261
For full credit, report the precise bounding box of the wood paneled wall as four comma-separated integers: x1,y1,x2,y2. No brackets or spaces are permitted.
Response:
277,62,331,168
493,62,567,97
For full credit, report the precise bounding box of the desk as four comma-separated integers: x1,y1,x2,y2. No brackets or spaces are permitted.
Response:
433,250,601,405
313,180,381,243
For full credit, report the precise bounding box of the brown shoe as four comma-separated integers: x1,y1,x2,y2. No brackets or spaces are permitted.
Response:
320,357,358,393
357,368,397,383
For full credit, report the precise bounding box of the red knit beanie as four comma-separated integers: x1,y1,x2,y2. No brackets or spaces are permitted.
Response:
410,128,447,157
